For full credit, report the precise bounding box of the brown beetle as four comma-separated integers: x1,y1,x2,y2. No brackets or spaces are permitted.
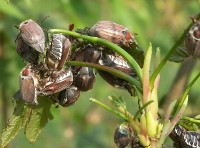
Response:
38,68,73,95
19,19,45,53
73,67,96,91
19,66,39,104
58,86,80,107
16,34,39,64
185,19,200,57
46,34,71,71
88,21,137,47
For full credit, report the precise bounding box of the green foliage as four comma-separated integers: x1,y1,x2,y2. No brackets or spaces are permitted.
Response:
1,96,53,147
0,0,200,147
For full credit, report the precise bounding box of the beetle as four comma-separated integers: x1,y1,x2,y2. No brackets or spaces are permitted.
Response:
16,34,39,64
170,125,200,148
38,68,73,95
185,19,200,57
19,19,45,53
58,86,80,107
71,45,101,74
114,123,141,148
98,53,136,96
73,67,96,91
19,66,39,104
88,21,137,47
46,34,71,71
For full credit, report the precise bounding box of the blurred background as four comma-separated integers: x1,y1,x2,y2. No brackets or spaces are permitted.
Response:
0,0,199,147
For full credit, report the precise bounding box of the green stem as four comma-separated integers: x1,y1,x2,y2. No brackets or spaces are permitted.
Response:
66,61,142,93
150,22,194,87
181,116,200,124
173,72,200,116
134,100,154,120
89,98,128,121
49,29,142,81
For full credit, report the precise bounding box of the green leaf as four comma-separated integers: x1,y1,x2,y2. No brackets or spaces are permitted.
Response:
24,97,53,143
169,47,189,63
1,101,25,147
109,96,126,109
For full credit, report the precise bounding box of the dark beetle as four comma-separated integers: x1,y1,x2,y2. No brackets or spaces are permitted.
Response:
19,19,45,53
98,53,136,96
16,34,39,64
20,66,38,104
73,67,96,91
114,124,141,148
46,34,71,71
58,86,80,107
185,19,200,57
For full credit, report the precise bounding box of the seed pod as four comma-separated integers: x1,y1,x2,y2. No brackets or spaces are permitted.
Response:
19,19,45,53
16,35,39,64
58,86,80,107
185,20,200,57
114,124,141,148
38,68,73,95
74,67,96,91
46,34,71,70
89,21,137,47
20,67,38,104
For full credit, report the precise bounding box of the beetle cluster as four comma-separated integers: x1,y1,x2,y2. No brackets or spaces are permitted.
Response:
15,19,143,107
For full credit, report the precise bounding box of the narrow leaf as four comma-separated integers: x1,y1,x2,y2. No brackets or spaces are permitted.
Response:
169,47,189,63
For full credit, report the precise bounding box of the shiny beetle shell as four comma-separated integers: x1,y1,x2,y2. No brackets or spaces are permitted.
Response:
19,19,45,53
71,46,101,74
58,86,80,107
16,35,39,64
46,34,71,70
185,20,200,57
20,68,38,104
114,124,141,148
98,53,136,96
38,68,73,95
89,21,136,47
74,67,96,91
99,53,136,77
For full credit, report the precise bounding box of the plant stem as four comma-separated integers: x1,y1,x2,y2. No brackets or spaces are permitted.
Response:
173,72,200,116
150,22,194,87
89,98,128,121
66,61,143,93
49,29,142,81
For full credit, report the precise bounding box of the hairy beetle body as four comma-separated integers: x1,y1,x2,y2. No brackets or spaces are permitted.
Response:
89,21,136,47
38,68,73,95
46,34,71,70
20,67,39,104
16,35,39,64
19,19,45,53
